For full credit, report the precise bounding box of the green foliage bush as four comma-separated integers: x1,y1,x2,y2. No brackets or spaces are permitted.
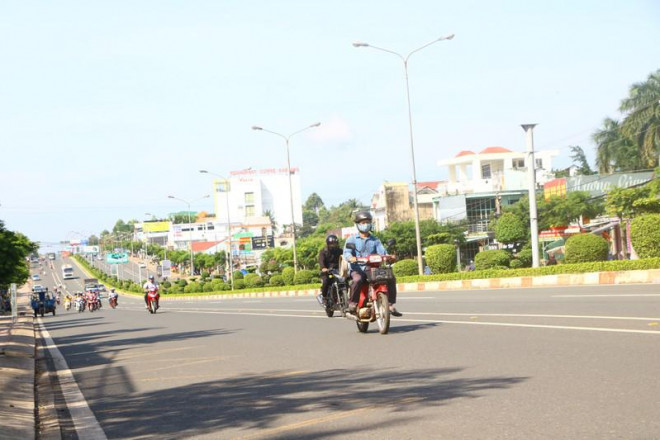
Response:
494,212,527,244
396,257,660,284
425,244,456,274
564,234,609,263
509,259,524,269
233,279,246,290
243,273,265,288
203,283,215,292
233,270,244,280
630,214,660,258
269,275,284,286
281,267,295,285
176,279,188,288
392,259,419,277
162,281,172,288
475,249,510,270
515,249,533,268
294,269,316,285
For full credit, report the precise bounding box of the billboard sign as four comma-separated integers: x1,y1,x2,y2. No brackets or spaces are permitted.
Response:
161,260,172,278
106,252,129,264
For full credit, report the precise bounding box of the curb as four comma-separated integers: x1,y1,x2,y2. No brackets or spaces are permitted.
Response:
0,287,36,440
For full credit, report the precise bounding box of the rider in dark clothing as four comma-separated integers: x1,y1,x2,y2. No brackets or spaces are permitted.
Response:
318,235,342,305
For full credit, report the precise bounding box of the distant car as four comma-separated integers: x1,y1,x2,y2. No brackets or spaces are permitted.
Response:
32,274,40,281
97,284,106,292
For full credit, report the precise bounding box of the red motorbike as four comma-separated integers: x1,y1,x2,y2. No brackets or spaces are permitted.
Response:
109,295,118,309
345,243,396,335
146,289,159,314
86,293,100,312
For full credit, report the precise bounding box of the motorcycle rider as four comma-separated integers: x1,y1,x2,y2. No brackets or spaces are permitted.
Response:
108,288,118,306
344,211,402,317
317,234,343,306
143,275,159,310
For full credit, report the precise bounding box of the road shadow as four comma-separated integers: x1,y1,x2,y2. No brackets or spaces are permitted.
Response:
388,322,440,334
94,367,527,439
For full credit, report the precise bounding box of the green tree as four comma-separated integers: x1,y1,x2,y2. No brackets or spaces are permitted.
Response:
630,214,660,258
304,193,325,213
593,118,642,174
569,145,596,175
0,221,38,288
494,212,527,245
606,174,660,218
620,69,660,168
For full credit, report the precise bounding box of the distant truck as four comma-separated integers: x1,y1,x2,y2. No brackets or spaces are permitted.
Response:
62,264,75,280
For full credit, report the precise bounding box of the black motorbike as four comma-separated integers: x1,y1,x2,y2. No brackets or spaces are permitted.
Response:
321,269,349,318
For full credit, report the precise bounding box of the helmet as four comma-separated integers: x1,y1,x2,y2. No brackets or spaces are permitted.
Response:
354,211,372,223
149,275,155,281
326,235,339,246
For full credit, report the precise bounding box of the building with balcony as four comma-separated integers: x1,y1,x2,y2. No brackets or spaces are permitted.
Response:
370,181,444,231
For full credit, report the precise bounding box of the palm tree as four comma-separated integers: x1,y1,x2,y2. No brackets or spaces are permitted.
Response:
593,118,638,173
263,210,278,234
619,69,660,168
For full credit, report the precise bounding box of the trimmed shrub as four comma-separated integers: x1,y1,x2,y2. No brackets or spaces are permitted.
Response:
176,279,188,288
509,259,524,269
233,270,244,280
494,212,527,245
630,214,660,259
393,259,419,277
269,275,285,286
169,285,183,294
565,234,608,263
244,273,265,288
162,281,172,288
217,282,231,291
233,279,246,290
475,250,510,270
515,249,533,268
203,283,215,292
425,244,457,274
282,267,295,285
294,269,316,285
186,282,202,293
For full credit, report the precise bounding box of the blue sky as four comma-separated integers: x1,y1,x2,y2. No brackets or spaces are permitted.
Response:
1,1,659,244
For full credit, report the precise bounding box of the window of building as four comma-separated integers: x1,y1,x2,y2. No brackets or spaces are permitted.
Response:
245,206,255,217
245,192,255,204
481,163,491,179
535,158,543,169
216,181,230,192
513,158,525,169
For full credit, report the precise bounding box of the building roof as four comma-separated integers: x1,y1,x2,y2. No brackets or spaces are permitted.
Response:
191,241,223,252
416,181,445,191
455,150,475,158
479,146,512,154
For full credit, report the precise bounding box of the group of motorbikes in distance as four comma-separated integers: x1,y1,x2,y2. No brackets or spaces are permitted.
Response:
63,288,118,313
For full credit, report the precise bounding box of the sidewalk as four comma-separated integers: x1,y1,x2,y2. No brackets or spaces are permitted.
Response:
0,286,36,440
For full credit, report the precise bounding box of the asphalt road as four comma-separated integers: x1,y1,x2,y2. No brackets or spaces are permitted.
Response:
37,260,660,439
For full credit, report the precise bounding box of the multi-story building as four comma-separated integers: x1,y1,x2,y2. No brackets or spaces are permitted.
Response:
433,146,559,263
211,168,302,231
371,181,444,231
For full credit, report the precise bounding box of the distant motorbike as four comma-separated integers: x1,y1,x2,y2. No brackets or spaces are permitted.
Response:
344,243,396,335
109,295,118,309
75,297,86,313
64,297,72,311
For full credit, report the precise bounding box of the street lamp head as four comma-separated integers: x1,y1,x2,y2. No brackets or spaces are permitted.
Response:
251,126,263,131
199,170,208,174
352,41,369,48
167,195,175,199
309,122,321,128
442,34,455,41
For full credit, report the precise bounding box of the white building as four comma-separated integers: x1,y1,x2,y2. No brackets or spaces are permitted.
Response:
211,168,303,231
437,146,559,195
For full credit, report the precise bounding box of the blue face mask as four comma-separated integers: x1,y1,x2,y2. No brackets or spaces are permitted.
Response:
357,222,372,233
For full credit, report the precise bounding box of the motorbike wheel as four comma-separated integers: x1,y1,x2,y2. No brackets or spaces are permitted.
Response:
40,308,44,318
150,301,157,314
52,309,56,316
356,321,369,333
338,286,348,317
375,293,390,335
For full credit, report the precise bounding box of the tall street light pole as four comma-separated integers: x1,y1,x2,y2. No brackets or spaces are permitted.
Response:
144,212,153,260
199,170,234,290
353,34,455,275
168,195,210,277
521,124,541,268
251,122,321,273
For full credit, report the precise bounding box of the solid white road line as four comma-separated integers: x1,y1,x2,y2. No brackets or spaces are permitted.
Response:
120,308,660,335
553,294,660,298
38,320,108,440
